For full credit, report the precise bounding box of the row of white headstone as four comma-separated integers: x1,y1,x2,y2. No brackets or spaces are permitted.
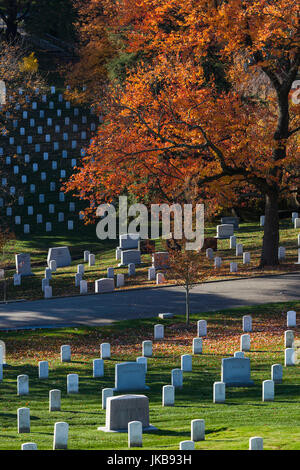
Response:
41,262,166,298
20,426,263,450
1,87,97,233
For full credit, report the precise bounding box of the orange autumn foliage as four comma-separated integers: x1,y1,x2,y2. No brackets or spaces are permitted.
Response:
65,0,300,266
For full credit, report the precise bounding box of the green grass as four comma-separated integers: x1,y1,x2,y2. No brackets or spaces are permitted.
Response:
1,301,300,450
1,218,300,302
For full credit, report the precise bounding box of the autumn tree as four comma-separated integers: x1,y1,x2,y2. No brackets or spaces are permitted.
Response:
62,0,119,106
65,0,300,267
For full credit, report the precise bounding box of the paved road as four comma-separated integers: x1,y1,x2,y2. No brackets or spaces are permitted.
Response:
0,273,299,329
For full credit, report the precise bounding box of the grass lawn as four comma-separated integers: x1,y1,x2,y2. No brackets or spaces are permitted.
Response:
0,301,300,450
1,218,300,303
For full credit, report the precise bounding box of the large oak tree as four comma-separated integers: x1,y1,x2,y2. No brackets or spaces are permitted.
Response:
65,0,300,267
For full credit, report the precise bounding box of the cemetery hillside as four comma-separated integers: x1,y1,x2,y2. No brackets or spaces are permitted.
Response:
0,0,299,456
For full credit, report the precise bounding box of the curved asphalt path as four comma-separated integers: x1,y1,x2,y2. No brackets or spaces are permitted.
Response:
0,273,299,330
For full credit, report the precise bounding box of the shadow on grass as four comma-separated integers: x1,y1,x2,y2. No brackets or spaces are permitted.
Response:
145,429,191,437
63,409,102,415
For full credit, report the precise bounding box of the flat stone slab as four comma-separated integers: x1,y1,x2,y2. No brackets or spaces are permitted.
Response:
215,224,234,239
47,247,71,268
158,313,174,319
119,234,140,250
99,394,156,433
221,357,254,387
118,249,141,266
114,362,149,392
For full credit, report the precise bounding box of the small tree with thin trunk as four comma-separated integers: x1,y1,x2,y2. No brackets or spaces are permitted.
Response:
163,243,205,326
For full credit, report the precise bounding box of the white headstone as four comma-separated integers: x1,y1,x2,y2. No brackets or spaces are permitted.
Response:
128,421,142,448
80,280,88,294
42,278,49,292
234,351,245,358
230,262,238,273
0,341,6,366
93,359,104,377
61,345,71,362
193,338,202,354
128,263,136,276
44,286,52,299
17,407,30,433
285,348,295,366
38,361,48,379
243,252,250,264
213,381,225,403
197,320,207,337
53,422,69,450
17,375,29,395
107,267,114,278
241,334,250,352
102,388,114,409
154,324,164,340
77,264,85,275
191,419,205,441
49,260,57,272
294,218,300,229
181,354,192,372
13,273,21,286
148,267,156,281
49,389,61,412
278,246,285,260
236,243,243,256
171,369,183,388
271,364,282,384
249,437,263,450
243,315,252,332
179,441,195,450
116,274,125,288
67,374,79,394
142,341,152,357
22,443,37,450
75,272,82,288
262,379,274,401
89,254,95,266
162,385,175,406
287,310,296,327
101,343,111,359
284,330,294,348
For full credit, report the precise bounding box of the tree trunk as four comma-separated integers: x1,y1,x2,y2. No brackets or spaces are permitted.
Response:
185,285,190,325
5,21,18,41
260,190,279,267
